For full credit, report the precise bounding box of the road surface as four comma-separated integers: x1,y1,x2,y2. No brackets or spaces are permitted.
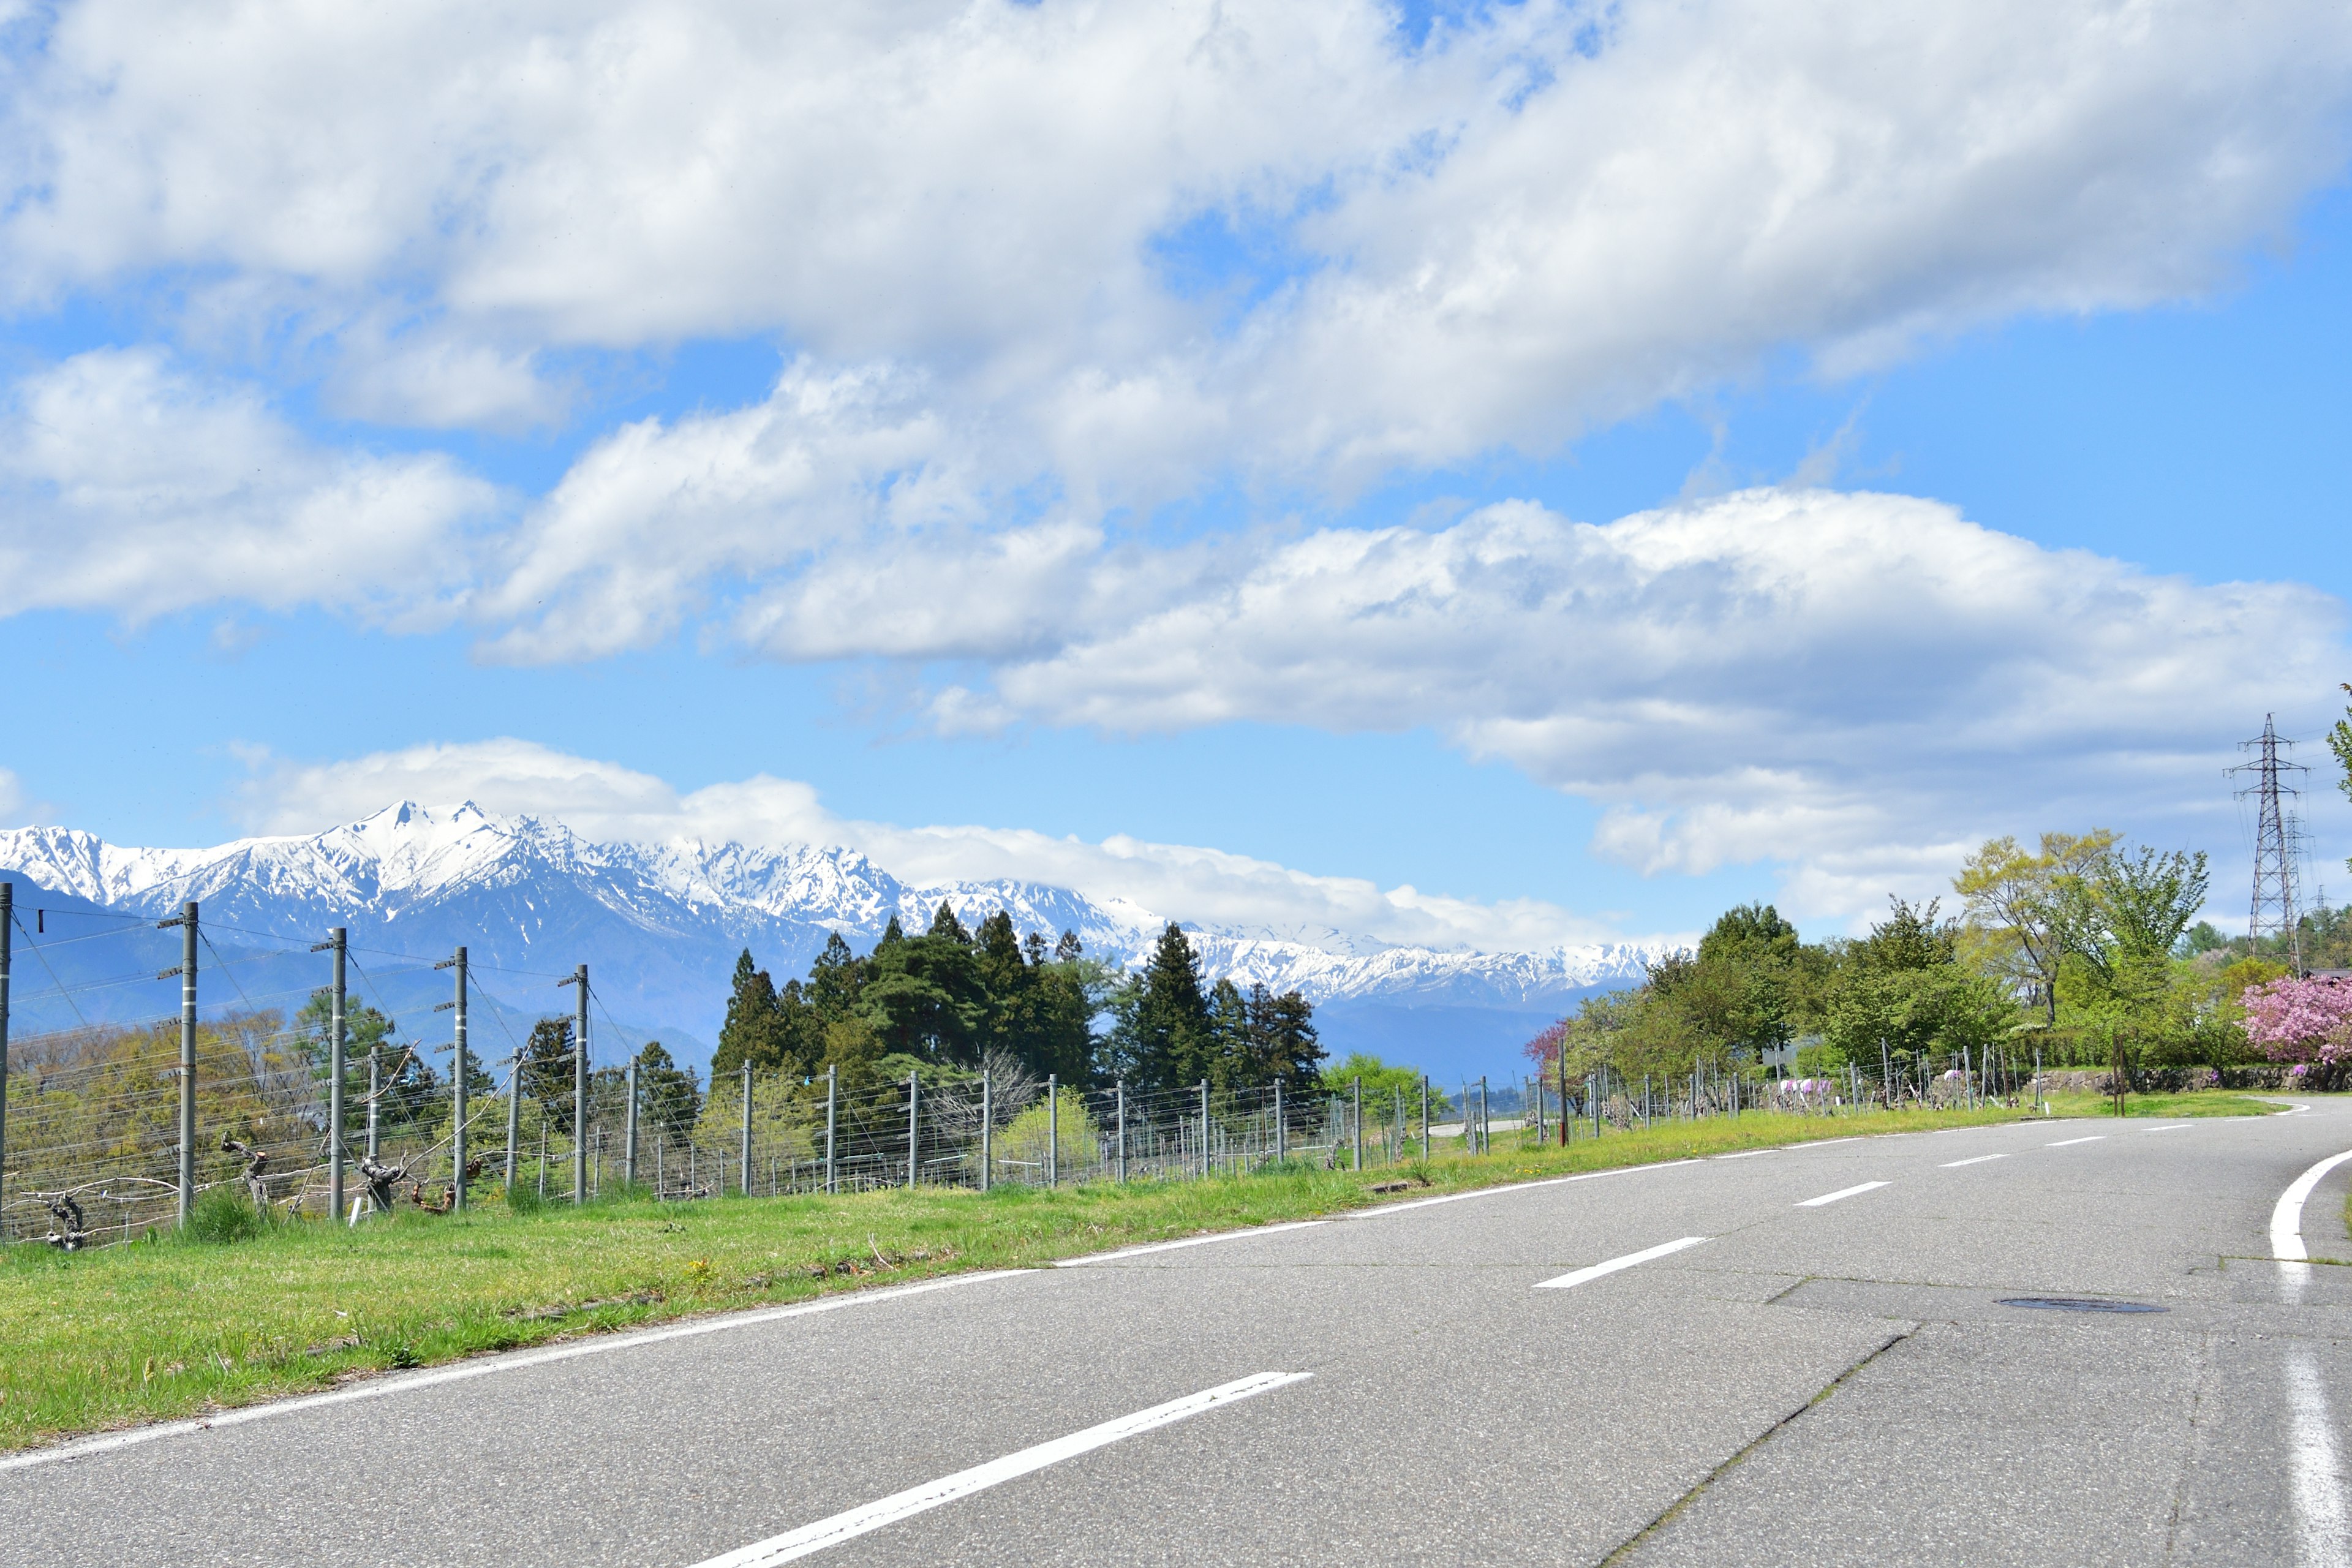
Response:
8,1101,2351,1566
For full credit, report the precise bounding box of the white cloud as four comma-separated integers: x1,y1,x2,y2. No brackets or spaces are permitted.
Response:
878,488,2343,917
2,0,2343,498
0,349,499,623
229,737,1614,952
237,480,2348,927
477,360,976,661
7,0,2350,927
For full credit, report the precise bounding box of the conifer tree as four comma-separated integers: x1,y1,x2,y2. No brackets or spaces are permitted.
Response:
861,914,986,1063
520,1015,579,1133
1117,923,1214,1091
1207,977,1252,1089
1250,986,1324,1088
808,932,865,1022
715,949,786,1074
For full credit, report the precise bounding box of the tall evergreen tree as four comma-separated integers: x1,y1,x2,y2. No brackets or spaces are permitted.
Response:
1117,923,1214,1091
520,1015,578,1133
861,916,986,1064
1206,978,1252,1090
714,949,788,1074
807,932,865,1022
1249,986,1324,1087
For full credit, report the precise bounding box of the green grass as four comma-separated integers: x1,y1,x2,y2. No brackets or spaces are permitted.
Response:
2038,1090,2277,1120
0,1101,2045,1452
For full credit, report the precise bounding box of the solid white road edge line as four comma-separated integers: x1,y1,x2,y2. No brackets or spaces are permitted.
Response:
688,1371,1314,1567
0,1270,1031,1475
2269,1147,2352,1270
1534,1235,1709,1291
2047,1136,2106,1147
1054,1221,1329,1266
1349,1160,1703,1217
1797,1182,1890,1208
1713,1150,1776,1161
1940,1155,2007,1168
2290,1351,2351,1565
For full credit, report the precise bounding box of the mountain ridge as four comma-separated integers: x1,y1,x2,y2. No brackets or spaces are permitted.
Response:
0,802,1660,1077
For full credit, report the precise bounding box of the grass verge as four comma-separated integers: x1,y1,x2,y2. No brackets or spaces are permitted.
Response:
2038,1090,2276,1120
0,1099,2096,1452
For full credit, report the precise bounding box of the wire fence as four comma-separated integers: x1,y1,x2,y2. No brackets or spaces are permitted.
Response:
2,1006,2052,1250
0,888,2062,1249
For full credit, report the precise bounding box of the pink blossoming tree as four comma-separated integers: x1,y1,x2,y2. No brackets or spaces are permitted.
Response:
2240,976,2352,1065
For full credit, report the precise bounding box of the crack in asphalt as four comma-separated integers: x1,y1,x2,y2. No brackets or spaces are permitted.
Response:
1597,1326,1920,1567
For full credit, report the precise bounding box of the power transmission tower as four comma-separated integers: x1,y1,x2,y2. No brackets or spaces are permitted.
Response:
2231,714,2309,971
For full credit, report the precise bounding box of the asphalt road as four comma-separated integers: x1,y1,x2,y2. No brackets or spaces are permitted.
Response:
9,1101,2352,1566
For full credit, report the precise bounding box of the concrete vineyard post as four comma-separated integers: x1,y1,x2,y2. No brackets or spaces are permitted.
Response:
573,965,589,1203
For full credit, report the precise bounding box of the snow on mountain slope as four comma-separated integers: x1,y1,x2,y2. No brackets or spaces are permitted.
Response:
0,803,1660,1068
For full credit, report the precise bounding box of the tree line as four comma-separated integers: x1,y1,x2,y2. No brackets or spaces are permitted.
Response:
1531,829,2302,1084
713,907,1325,1097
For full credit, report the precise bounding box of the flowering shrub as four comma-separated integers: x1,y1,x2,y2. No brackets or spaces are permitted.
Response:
2240,976,2352,1064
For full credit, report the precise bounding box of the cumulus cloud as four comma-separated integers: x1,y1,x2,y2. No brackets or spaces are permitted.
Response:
7,0,2349,925
227,477,2352,925
887,488,2342,913
0,349,499,623
2,0,2343,488
229,737,1613,952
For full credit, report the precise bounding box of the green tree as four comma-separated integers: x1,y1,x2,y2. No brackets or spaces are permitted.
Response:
807,931,866,1022
292,990,404,1133
2056,845,2211,1001
1954,830,2119,1022
1246,984,1322,1087
1823,898,2013,1071
714,949,823,1076
519,1015,579,1134
1322,1051,1419,1105
632,1041,701,1137
1107,924,1214,1091
859,905,987,1064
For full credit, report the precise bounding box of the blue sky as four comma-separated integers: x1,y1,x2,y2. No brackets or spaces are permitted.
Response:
2,0,2350,951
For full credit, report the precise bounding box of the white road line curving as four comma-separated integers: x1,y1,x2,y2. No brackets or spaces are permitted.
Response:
688,1371,1314,1567
0,1270,1031,1475
1054,1221,1328,1266
2047,1136,2105,1147
1797,1182,1890,1208
1940,1155,2007,1168
2141,1123,2191,1133
2288,1352,2350,1566
2271,1146,2352,1306
1534,1236,1709,1291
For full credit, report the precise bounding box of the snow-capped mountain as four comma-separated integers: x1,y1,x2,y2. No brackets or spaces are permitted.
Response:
0,803,1659,1078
